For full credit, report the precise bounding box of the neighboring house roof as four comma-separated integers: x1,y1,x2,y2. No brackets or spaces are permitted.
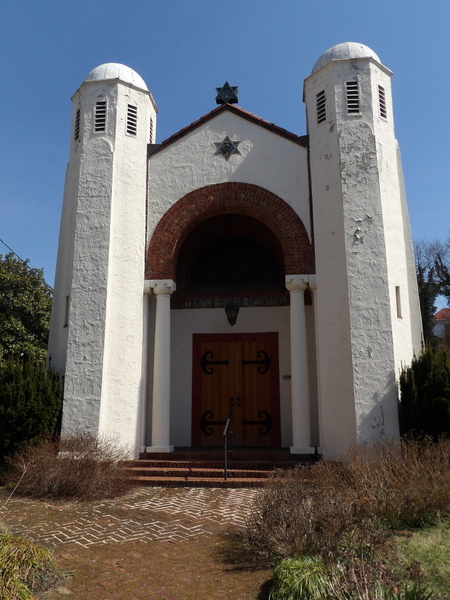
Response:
149,103,308,156
434,308,450,320
433,308,450,350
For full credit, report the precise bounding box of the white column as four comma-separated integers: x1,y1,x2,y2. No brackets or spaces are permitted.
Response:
146,279,176,453
286,275,314,454
309,276,322,454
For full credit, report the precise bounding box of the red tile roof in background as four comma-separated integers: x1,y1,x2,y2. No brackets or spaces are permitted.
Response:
434,308,450,320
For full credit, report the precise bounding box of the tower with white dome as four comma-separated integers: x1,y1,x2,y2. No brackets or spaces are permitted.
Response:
48,64,157,445
304,43,422,454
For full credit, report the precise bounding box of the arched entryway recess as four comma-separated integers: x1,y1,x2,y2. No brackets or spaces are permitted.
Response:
144,182,316,454
145,182,315,279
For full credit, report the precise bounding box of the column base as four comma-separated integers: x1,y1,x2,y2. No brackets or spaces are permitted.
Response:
290,446,316,455
145,445,174,453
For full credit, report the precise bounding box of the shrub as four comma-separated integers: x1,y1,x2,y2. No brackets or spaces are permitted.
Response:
244,438,450,561
5,431,135,501
0,355,61,459
244,459,384,560
0,531,62,599
399,346,450,438
268,555,434,600
268,555,330,600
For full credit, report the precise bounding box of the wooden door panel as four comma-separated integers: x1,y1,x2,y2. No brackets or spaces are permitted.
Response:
240,341,273,446
192,333,281,447
199,342,235,446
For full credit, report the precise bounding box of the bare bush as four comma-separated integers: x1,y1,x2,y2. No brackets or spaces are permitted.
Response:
5,431,135,501
244,438,450,560
244,460,385,560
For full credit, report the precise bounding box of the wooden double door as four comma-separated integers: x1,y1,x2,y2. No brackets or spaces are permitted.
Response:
192,333,281,447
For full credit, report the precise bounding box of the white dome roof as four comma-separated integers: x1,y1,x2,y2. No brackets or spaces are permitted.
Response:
312,42,381,74
85,63,148,91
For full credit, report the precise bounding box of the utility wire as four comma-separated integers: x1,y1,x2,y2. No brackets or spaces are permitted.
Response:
0,237,30,266
0,238,53,289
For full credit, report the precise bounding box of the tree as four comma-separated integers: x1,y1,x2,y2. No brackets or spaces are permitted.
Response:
435,252,450,305
0,253,53,362
416,263,439,343
414,237,450,343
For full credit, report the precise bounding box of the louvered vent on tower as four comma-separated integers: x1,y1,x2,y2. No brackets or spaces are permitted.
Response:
126,105,138,136
94,101,107,132
149,117,154,143
316,90,326,124
74,108,81,141
378,85,387,119
346,81,360,114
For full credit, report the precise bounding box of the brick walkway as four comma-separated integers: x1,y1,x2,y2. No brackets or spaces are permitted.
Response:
1,487,257,548
0,487,271,599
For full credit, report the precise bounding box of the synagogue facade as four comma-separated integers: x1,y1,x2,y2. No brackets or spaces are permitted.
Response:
48,42,422,459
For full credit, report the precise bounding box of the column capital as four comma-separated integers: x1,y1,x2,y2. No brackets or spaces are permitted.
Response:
285,275,308,293
144,280,153,296
149,279,176,295
308,275,317,291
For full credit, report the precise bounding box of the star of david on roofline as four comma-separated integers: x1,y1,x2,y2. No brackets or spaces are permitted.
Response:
215,82,239,105
213,136,241,161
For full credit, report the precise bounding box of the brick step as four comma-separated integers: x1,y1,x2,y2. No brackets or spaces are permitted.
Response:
123,447,318,488
138,448,311,461
126,459,305,470
131,476,268,488
127,466,271,479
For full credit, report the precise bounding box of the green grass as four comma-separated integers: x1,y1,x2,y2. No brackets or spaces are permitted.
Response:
268,555,330,600
392,517,450,598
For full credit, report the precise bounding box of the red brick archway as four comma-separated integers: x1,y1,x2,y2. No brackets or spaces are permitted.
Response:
145,182,315,279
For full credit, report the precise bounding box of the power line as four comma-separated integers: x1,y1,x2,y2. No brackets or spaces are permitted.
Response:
0,238,53,289
0,238,30,267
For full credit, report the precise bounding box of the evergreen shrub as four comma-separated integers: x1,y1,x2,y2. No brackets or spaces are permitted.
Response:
0,355,61,459
399,346,450,438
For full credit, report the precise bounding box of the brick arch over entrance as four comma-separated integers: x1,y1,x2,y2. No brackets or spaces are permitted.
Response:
145,182,315,279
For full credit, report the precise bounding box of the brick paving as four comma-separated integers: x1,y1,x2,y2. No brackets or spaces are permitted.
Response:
1,487,257,548
0,487,271,599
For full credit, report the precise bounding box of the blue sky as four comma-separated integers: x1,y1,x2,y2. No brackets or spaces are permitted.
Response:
1,0,449,292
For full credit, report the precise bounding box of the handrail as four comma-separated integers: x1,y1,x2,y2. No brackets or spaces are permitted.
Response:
223,403,234,480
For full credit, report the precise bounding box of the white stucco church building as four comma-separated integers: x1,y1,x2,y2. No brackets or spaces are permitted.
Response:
48,42,422,459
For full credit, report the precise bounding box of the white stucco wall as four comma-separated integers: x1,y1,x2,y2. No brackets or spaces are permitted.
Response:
48,93,88,374
305,64,359,457
147,111,310,240
369,64,422,376
98,82,155,451
396,144,423,353
52,75,156,454
305,56,411,456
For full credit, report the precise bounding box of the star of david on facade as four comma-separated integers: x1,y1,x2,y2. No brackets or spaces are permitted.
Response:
213,136,241,161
